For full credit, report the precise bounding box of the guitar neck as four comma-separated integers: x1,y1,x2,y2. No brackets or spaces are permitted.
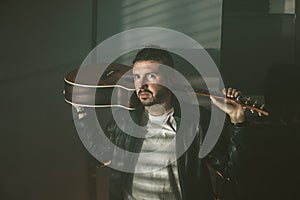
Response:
192,89,269,116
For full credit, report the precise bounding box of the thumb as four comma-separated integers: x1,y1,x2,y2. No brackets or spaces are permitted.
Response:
210,96,226,113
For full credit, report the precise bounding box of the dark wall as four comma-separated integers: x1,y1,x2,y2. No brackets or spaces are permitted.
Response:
296,0,300,64
0,1,93,200
221,0,296,94
220,1,300,199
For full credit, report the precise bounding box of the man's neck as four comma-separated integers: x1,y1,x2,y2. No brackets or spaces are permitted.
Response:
145,102,172,116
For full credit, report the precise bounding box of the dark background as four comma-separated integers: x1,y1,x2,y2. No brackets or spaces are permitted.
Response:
1,0,299,199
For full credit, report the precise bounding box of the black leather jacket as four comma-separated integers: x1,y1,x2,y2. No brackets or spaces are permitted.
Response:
74,104,247,200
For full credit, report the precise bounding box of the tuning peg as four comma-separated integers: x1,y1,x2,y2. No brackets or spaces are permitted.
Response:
258,112,262,117
245,97,251,104
250,109,254,114
260,104,265,110
252,100,257,107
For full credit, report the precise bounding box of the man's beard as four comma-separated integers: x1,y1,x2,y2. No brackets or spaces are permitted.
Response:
138,87,169,106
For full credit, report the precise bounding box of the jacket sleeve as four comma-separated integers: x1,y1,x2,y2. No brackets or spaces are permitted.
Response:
72,106,115,164
204,114,248,179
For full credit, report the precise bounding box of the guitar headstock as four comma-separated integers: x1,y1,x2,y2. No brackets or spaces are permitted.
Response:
236,96,269,117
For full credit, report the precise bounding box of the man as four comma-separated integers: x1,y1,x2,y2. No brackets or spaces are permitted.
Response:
74,47,247,200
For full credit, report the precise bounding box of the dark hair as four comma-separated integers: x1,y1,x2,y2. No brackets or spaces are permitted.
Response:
133,47,174,68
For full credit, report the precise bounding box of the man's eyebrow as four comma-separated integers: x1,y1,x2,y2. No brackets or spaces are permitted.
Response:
131,72,158,75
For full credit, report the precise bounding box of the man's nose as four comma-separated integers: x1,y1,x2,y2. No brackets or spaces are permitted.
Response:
137,76,148,88
140,83,148,89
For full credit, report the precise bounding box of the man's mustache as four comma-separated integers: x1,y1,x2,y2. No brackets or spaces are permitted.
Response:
138,89,152,95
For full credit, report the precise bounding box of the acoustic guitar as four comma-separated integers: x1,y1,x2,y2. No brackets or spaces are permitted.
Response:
64,63,269,116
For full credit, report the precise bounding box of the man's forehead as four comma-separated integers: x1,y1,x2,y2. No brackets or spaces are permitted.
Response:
132,61,162,72
133,60,161,67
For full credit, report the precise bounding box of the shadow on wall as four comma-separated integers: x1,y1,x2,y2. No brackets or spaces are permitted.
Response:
238,63,300,200
264,63,300,123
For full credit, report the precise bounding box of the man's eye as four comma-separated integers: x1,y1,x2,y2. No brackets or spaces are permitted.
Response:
148,73,157,79
133,75,140,80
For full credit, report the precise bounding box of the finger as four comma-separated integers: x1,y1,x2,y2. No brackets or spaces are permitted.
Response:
222,88,227,96
73,105,84,112
222,88,232,103
233,90,241,98
227,87,233,97
224,88,241,99
230,88,237,98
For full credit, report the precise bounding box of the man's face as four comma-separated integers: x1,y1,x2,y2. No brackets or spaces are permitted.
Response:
132,61,171,106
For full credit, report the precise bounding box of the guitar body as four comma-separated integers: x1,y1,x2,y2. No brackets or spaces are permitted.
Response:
64,63,138,109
